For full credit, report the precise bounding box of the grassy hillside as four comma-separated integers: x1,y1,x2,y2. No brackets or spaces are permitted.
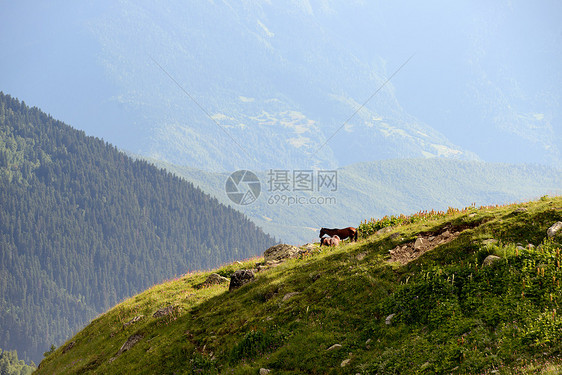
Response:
147,157,562,245
37,196,562,374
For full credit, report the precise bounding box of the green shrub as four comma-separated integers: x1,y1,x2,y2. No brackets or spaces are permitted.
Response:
229,329,279,363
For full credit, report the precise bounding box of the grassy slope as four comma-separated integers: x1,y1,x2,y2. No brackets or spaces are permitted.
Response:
37,196,562,374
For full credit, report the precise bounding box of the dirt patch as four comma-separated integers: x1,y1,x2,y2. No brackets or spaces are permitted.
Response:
389,223,477,265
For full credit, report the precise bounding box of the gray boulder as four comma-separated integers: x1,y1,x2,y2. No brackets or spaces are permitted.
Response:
110,333,144,361
385,313,396,325
483,255,501,267
123,315,144,328
547,222,562,238
327,344,342,351
263,244,302,262
229,269,255,291
153,305,177,318
62,341,76,354
282,292,300,301
195,273,230,289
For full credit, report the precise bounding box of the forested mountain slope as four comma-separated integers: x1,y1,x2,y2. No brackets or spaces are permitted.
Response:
0,92,275,363
0,348,34,375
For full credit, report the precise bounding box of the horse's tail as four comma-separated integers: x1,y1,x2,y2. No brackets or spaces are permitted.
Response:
352,227,358,242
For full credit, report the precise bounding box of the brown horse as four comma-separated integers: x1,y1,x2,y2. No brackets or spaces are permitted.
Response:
320,235,340,247
320,227,357,242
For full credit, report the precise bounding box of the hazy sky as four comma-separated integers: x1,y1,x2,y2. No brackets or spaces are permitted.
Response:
1,0,561,167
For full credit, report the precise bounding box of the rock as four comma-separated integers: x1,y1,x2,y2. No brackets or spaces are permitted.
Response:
385,313,396,325
414,237,425,250
389,232,401,240
301,243,316,251
229,269,255,291
62,341,76,354
341,359,351,367
117,334,144,356
266,260,283,266
376,227,393,235
309,272,321,282
483,255,501,267
153,306,176,318
259,368,271,375
282,292,300,301
468,213,477,218
123,315,144,327
195,273,229,289
327,344,342,351
513,207,528,213
355,252,367,261
255,259,284,272
263,244,302,262
205,273,230,285
442,230,451,238
547,222,562,238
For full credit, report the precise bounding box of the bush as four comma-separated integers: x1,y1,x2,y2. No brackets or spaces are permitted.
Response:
229,329,279,363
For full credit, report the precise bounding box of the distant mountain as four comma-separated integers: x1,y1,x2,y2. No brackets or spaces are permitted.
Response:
2,1,559,170
150,157,562,245
0,93,275,363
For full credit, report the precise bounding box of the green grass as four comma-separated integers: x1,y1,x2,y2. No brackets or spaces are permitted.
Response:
37,196,562,374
